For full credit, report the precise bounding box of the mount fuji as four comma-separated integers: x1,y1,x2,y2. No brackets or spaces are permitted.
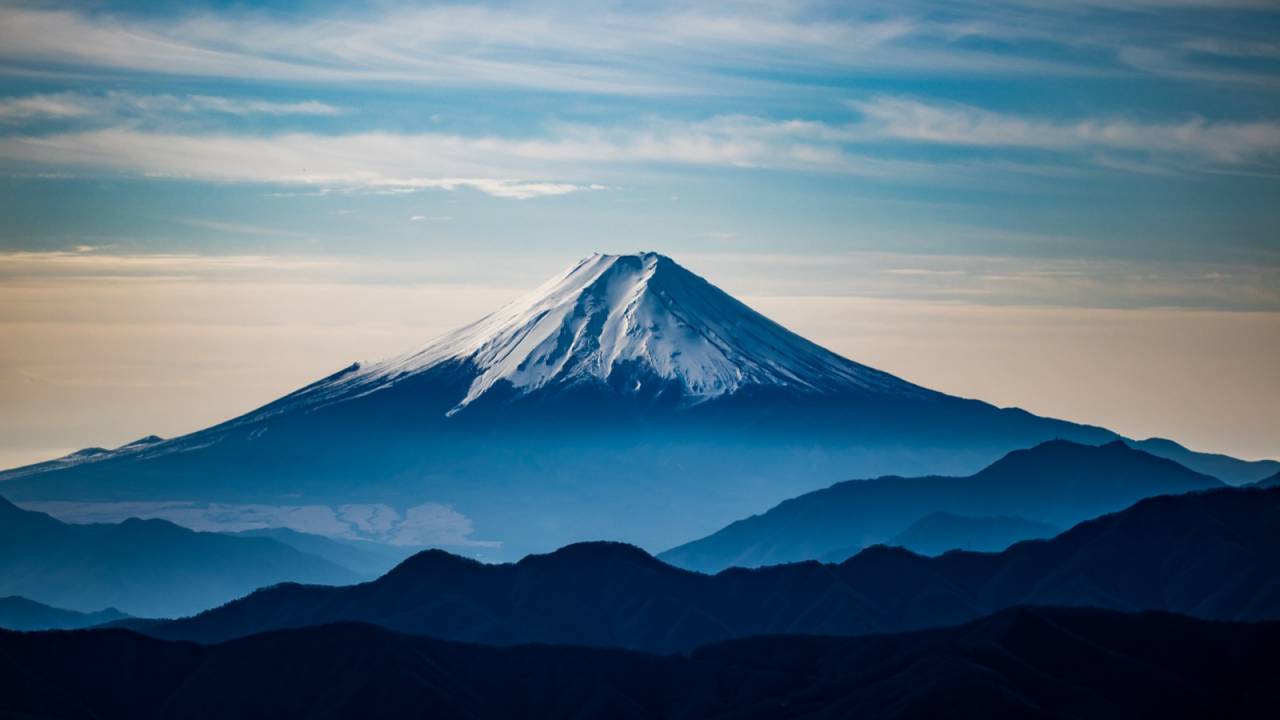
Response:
0,252,1268,559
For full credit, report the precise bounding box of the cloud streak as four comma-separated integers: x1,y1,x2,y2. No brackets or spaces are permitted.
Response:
1,99,1276,197
0,91,342,124
0,2,1208,94
849,97,1280,165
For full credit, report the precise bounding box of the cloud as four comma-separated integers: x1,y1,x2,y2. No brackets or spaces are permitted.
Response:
681,250,1280,311
0,3,1126,96
0,117,898,196
0,91,341,124
0,93,95,122
3,99,1277,198
0,129,605,198
18,499,500,547
848,96,1280,166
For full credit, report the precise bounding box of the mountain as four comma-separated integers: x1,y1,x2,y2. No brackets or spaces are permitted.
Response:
1124,437,1279,486
661,439,1221,572
1252,471,1280,488
0,252,1269,559
0,435,164,481
224,527,420,579
133,485,1280,650
5,607,1279,719
881,512,1060,558
0,496,360,617
0,596,129,631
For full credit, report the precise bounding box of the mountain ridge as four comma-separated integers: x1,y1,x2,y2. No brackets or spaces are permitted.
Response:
0,596,130,632
660,438,1222,572
130,484,1280,650
0,496,360,617
309,251,931,415
6,607,1280,719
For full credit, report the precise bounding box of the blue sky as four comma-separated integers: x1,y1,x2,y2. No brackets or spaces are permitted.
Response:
0,0,1278,463
1,0,1277,274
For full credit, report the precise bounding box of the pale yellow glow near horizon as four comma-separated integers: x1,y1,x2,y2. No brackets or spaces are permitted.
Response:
1,253,1276,469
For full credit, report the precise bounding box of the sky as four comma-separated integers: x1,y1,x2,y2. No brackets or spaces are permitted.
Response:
0,0,1277,466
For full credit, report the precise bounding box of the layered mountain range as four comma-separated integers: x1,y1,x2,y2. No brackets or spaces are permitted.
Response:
0,497,362,617
1,253,1274,560
0,596,128,632
660,439,1222,571
126,484,1280,651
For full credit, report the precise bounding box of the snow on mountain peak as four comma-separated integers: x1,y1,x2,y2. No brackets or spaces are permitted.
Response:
324,252,926,414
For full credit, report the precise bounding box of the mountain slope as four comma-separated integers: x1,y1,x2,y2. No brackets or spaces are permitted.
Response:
5,607,1279,720
224,527,420,579
1124,437,1279,486
883,512,1061,558
0,596,129,631
0,496,359,617
315,252,929,412
660,439,1221,572
135,485,1280,650
1252,471,1280,488
0,252,1269,559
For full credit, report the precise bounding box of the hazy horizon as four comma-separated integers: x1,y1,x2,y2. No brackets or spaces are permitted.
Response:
1,0,1277,465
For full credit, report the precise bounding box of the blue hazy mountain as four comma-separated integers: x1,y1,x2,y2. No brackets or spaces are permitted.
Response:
0,596,129,631
660,439,1221,572
1123,436,1277,486
5,607,1278,720
130,486,1280,651
0,253,1270,559
224,527,421,578
883,512,1061,558
1252,471,1280,488
0,496,359,617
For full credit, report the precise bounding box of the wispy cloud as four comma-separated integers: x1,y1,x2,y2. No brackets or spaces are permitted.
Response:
0,92,95,122
2,98,1277,196
5,247,1277,312
848,96,1280,167
0,91,341,124
19,499,499,547
0,129,607,198
0,3,1139,94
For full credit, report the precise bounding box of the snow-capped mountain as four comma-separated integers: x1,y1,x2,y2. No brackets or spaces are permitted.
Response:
1,252,1268,559
279,252,929,419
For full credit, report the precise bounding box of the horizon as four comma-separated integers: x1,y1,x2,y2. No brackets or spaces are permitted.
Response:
2,243,1280,461
1,246,1278,466
1,1,1278,465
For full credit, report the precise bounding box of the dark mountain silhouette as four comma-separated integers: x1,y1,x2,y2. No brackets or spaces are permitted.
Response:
0,496,359,617
2,253,1270,561
132,486,1280,651
883,512,1060,557
0,596,129,631
224,527,420,579
661,439,1221,572
4,607,1279,719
